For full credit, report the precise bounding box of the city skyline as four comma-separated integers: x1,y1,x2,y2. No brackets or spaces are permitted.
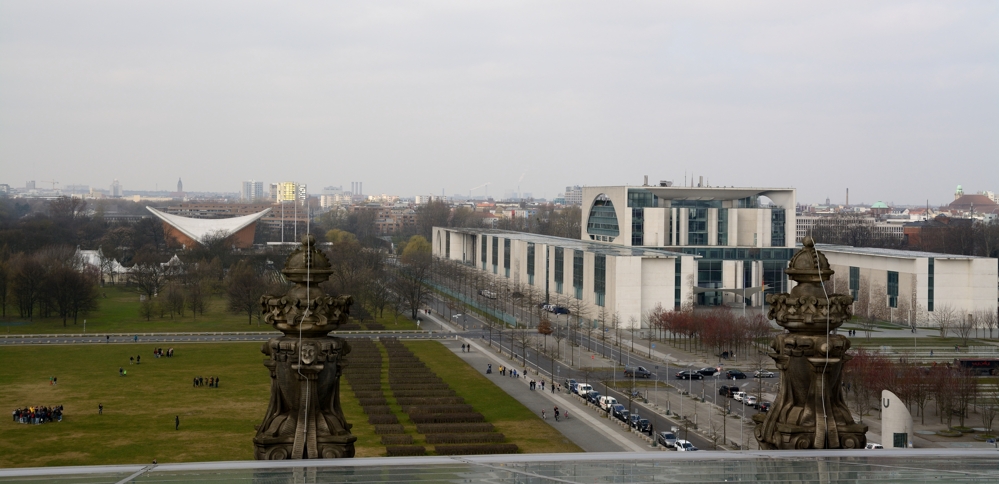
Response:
1,2,996,205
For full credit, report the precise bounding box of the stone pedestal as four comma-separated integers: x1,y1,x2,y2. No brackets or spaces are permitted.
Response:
253,235,357,459
755,237,867,450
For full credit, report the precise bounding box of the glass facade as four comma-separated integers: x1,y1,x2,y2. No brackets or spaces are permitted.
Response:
492,236,498,274
503,239,510,278
717,208,728,246
573,251,584,299
631,208,644,246
594,254,606,306
527,243,535,285
586,195,620,241
674,258,682,309
849,267,860,301
687,208,708,245
762,261,788,297
480,235,487,269
445,231,450,259
927,258,934,312
887,271,899,308
771,208,786,247
697,260,723,306
554,247,564,294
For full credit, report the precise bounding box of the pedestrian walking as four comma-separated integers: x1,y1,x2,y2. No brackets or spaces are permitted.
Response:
106,335,110,343
119,367,123,376
129,356,134,365
134,335,138,343
175,415,180,430
136,355,140,364
98,403,103,415
541,409,546,420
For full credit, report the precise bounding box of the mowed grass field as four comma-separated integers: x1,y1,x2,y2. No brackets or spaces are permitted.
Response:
0,285,418,334
0,340,576,467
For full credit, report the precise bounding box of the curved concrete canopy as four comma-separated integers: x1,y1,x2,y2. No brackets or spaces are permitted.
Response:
146,206,271,245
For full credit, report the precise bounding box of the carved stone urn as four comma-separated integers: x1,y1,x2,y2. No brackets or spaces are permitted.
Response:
253,234,357,459
754,237,867,450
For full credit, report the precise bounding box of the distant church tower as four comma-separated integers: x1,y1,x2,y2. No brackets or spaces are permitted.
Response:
955,184,963,201
177,178,184,193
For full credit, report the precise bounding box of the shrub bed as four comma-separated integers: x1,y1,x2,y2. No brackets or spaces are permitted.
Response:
391,390,456,398
362,405,393,415
434,444,518,455
357,397,388,406
395,397,466,406
408,413,485,424
425,433,505,444
368,414,399,425
404,405,476,414
374,424,405,435
385,445,426,457
416,423,495,434
381,435,413,446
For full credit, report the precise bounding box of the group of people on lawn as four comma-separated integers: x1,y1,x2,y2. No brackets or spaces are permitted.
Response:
193,376,220,388
12,405,63,424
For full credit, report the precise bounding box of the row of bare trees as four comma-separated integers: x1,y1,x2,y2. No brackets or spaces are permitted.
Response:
0,246,100,325
842,349,999,433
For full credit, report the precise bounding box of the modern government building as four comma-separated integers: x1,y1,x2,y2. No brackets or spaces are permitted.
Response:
433,184,997,329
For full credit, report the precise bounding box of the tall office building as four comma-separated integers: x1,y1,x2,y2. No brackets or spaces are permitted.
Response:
241,181,265,201
274,182,307,203
111,179,123,198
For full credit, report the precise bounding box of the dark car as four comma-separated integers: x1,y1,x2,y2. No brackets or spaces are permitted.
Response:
724,369,747,380
719,385,739,397
637,418,651,434
696,367,719,376
552,306,570,315
564,379,577,392
624,366,653,378
758,402,772,413
675,370,703,380
611,404,629,422
586,391,602,405
629,414,641,429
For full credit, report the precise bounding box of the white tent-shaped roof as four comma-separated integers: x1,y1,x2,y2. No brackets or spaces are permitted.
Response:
146,206,271,244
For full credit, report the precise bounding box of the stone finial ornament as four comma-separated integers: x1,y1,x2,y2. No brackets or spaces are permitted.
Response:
755,237,867,450
253,234,356,459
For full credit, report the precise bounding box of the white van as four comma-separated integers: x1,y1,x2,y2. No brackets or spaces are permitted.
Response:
599,395,618,411
576,383,593,396
733,391,747,402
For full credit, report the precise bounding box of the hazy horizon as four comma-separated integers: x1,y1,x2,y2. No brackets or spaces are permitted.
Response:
2,1,996,206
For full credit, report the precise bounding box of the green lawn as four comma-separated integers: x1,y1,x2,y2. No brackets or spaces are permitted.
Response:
0,285,419,334
0,340,574,467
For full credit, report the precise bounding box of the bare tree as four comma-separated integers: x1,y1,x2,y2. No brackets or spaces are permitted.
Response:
980,387,999,435
226,260,269,324
931,304,957,338
978,307,998,340
954,368,978,427
954,312,977,347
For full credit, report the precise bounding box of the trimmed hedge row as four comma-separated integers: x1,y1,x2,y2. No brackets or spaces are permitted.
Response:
425,433,505,444
404,405,475,415
387,383,451,391
374,424,405,435
363,405,393,415
357,397,388,406
395,397,465,406
353,391,385,399
408,413,485,424
368,414,399,425
391,390,456,398
386,445,426,457
380,434,413,446
434,444,518,455
415,423,495,434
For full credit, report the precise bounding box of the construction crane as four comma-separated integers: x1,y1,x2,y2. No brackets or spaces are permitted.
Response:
42,179,59,190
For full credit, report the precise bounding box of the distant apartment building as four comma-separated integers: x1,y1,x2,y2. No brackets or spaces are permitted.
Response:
241,181,265,201
111,179,123,198
272,182,307,203
796,215,906,243
564,186,582,206
415,195,447,205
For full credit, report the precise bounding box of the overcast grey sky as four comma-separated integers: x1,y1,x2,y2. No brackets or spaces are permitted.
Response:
1,1,996,205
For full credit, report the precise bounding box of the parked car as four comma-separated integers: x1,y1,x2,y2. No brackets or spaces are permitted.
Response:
564,379,578,393
719,385,739,397
657,431,677,448
543,304,570,314
733,391,747,402
676,370,703,380
865,443,884,450
637,418,651,434
744,395,758,406
479,289,498,299
725,369,747,380
675,439,698,451
624,366,653,378
754,370,775,378
599,395,619,411
696,367,719,376
586,391,602,405
576,383,593,396
629,414,641,429
612,405,629,423
758,402,772,413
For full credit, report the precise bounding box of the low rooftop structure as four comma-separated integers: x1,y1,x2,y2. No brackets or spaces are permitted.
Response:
146,206,270,249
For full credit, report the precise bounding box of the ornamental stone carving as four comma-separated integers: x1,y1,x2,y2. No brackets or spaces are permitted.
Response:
754,237,867,450
253,234,356,459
